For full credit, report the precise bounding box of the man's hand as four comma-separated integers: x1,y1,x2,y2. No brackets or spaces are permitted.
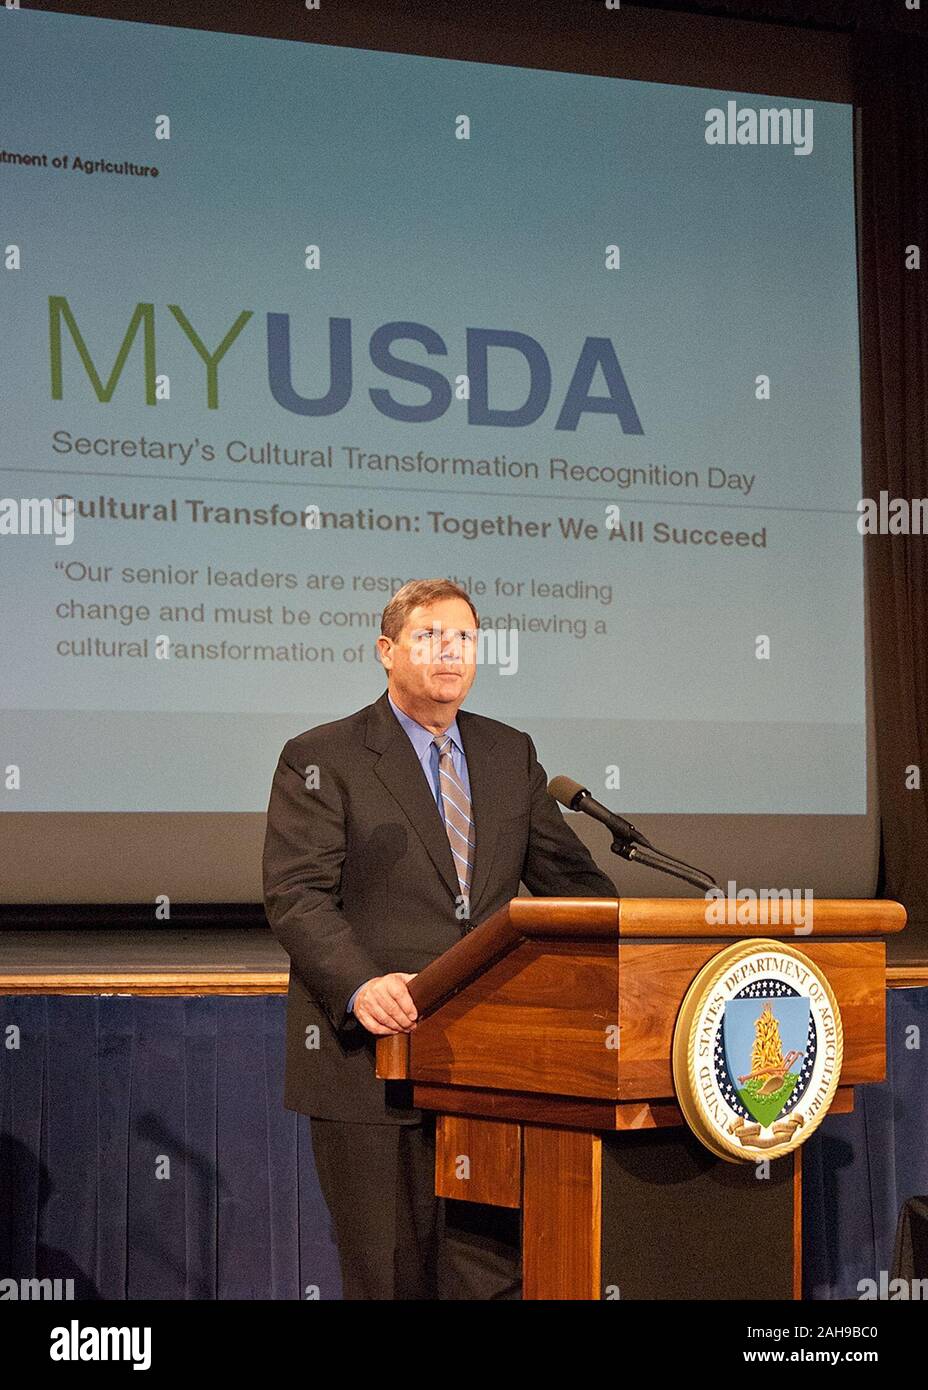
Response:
352,972,418,1035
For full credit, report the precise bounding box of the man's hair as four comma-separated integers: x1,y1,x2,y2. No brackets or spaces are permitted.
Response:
380,578,480,643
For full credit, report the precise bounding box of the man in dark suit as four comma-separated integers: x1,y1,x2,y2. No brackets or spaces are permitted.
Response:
262,577,617,1299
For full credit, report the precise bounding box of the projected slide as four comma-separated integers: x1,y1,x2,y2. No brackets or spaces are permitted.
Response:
0,10,864,813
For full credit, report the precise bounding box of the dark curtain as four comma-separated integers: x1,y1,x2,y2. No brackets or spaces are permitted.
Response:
803,986,928,1297
854,30,928,956
1,992,926,1300
0,996,341,1299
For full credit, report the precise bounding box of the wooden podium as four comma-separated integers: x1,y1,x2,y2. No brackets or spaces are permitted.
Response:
376,896,906,1300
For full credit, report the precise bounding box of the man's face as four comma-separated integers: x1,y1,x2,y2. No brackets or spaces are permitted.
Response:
379,597,478,714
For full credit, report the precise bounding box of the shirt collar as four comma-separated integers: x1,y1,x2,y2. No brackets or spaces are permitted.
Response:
387,691,464,761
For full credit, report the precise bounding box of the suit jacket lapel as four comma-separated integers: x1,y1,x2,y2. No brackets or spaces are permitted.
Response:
365,689,502,916
366,690,458,902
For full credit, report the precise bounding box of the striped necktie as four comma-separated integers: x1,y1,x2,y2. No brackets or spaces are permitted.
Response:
433,733,475,912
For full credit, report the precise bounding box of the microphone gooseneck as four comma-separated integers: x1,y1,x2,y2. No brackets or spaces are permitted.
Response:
547,775,719,893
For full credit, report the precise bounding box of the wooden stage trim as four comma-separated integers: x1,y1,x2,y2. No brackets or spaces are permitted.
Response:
0,971,291,995
886,965,928,989
0,964,924,995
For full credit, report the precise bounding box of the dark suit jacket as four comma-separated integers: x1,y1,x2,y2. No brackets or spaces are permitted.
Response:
262,687,617,1124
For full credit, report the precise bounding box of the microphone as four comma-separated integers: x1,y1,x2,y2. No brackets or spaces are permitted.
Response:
547,775,718,893
547,776,654,848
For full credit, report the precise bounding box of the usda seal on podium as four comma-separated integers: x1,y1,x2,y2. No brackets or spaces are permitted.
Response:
672,939,843,1163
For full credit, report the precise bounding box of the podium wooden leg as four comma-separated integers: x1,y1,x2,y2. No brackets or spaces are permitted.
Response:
522,1124,601,1300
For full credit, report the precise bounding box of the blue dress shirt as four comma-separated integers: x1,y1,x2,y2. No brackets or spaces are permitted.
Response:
346,693,472,1019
